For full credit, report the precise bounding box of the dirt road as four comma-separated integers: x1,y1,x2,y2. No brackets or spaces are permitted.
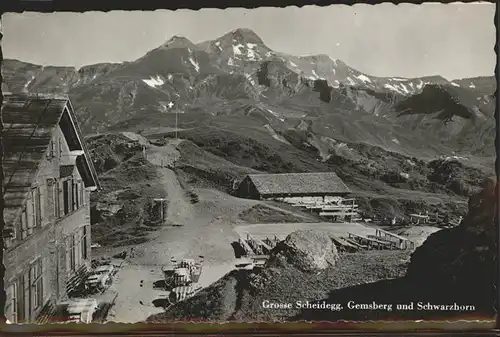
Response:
106,141,259,322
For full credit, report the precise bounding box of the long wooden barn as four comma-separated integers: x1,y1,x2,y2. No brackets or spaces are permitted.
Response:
235,172,351,201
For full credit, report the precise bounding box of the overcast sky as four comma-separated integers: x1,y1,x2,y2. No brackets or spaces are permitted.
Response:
1,3,495,80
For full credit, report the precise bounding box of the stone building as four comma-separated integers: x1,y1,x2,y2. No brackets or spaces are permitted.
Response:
2,93,100,323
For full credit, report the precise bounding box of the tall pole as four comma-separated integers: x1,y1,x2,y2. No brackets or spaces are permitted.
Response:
175,109,178,140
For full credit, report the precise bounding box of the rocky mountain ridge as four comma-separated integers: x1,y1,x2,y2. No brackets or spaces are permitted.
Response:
2,28,496,161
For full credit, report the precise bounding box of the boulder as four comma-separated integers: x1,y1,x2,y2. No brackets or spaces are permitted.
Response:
268,230,339,272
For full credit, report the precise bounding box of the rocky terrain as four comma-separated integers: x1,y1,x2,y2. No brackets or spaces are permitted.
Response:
147,178,497,322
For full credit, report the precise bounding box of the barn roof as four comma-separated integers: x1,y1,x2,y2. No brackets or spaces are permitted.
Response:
2,93,100,226
245,172,350,196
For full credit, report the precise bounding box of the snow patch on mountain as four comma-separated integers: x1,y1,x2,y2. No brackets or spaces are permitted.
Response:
188,57,200,72
247,48,257,61
347,77,356,86
442,155,468,161
142,76,164,88
228,57,235,66
233,44,243,55
266,108,280,118
451,82,460,87
357,74,371,83
24,75,35,90
469,83,476,88
384,83,403,94
400,83,410,94
245,73,255,85
392,78,408,82
264,124,290,144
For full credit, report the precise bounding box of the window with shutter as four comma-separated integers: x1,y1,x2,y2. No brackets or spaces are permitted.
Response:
70,234,76,271
22,273,29,322
65,239,71,276
80,182,84,207
81,226,88,260
53,181,58,218
10,283,18,323
60,181,65,218
75,182,79,209
63,180,69,215
14,277,25,323
51,140,56,158
26,191,34,235
46,180,54,220
20,208,28,240
75,232,81,268
34,187,41,228
8,214,18,242
39,186,45,226
30,260,43,310
71,179,76,211
46,141,51,158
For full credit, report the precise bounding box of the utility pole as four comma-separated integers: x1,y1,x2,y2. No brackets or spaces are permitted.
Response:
175,109,178,140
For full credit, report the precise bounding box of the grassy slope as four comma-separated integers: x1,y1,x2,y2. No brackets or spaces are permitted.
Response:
169,125,489,219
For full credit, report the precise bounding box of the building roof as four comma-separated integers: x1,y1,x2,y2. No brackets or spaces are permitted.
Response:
245,172,351,196
2,93,100,226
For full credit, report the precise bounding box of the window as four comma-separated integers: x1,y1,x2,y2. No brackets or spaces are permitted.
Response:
7,283,18,323
72,179,77,211
47,140,56,159
51,140,56,158
63,180,70,215
20,208,28,239
81,226,89,260
7,217,17,242
9,276,27,323
80,182,84,206
69,234,76,271
30,259,43,310
75,181,79,209
54,180,60,218
31,187,41,228
48,178,57,219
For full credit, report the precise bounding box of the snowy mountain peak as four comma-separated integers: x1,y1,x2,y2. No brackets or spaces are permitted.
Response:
160,35,196,49
226,28,264,44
